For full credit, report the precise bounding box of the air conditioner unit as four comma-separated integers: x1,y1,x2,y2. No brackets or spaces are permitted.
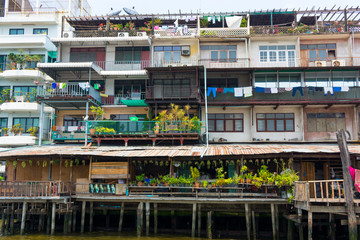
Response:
332,59,345,67
137,32,146,37
314,61,327,67
63,31,73,38
181,45,191,56
118,32,129,37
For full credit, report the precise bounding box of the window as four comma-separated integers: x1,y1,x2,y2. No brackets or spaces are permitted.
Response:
259,45,295,64
208,114,243,132
200,45,237,62
257,113,294,132
154,46,182,63
13,118,39,132
33,28,48,35
115,46,150,63
63,115,87,128
207,78,238,88
254,74,277,88
153,79,191,98
9,29,24,35
70,48,106,62
115,80,144,95
307,113,345,132
300,44,336,61
279,73,301,88
0,118,8,136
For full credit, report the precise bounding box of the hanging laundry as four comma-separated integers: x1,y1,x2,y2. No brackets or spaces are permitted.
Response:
216,88,223,93
278,88,285,93
208,17,212,22
350,166,356,181
154,25,160,30
79,83,87,90
94,84,101,90
207,87,217,97
292,87,303,96
52,82,57,89
264,88,271,93
161,25,168,30
234,88,243,97
270,88,278,94
223,88,234,94
324,87,333,96
315,87,323,92
190,17,196,21
243,87,253,97
183,25,188,34
341,86,350,92
308,86,315,95
333,87,341,92
174,19,179,28
254,87,265,93
355,169,360,193
212,17,216,24
185,17,189,22
285,87,293,91
225,16,243,29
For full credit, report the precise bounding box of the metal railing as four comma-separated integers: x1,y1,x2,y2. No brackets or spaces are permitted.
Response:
73,30,148,38
93,60,150,71
0,181,70,197
146,86,199,99
37,83,101,103
300,57,360,67
199,58,250,68
101,93,145,105
295,180,345,203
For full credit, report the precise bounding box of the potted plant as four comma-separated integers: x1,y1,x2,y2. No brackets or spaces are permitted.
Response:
135,174,145,186
10,124,24,136
89,106,104,135
1,88,11,102
1,127,9,136
26,126,39,136
190,166,200,187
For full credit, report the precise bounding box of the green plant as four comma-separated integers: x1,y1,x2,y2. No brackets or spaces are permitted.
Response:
200,18,209,28
201,180,208,188
168,177,179,186
26,127,39,136
190,166,200,183
10,123,24,136
135,174,145,183
240,18,247,27
94,126,116,134
90,106,104,120
1,88,11,102
1,127,9,136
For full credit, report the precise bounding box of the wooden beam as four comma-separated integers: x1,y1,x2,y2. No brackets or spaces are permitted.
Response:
89,202,94,232
81,201,86,233
51,202,56,235
271,204,276,240
207,211,212,239
118,202,124,232
197,203,201,237
192,203,197,238
308,211,313,240
337,129,358,240
245,203,251,240
252,210,256,240
20,202,27,235
146,202,150,236
154,203,158,234
137,202,143,237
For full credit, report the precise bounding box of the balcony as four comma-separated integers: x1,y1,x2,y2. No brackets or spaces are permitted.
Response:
204,87,360,105
101,93,146,106
146,86,199,100
0,136,37,147
53,126,85,141
0,181,70,198
73,30,150,38
96,60,150,71
199,58,249,68
1,69,46,81
0,34,56,51
0,102,52,113
300,57,360,67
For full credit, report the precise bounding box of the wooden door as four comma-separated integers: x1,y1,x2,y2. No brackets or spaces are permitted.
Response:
300,50,308,67
301,162,315,197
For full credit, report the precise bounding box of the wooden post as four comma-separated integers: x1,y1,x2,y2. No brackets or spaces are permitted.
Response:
154,203,158,234
72,210,77,232
51,202,56,235
197,203,201,237
6,204,10,233
245,204,251,240
81,201,86,233
271,204,276,240
137,202,143,237
20,202,27,235
68,212,72,233
46,206,51,235
275,205,279,240
89,202,93,232
192,203,197,238
105,210,110,229
298,209,304,240
287,220,293,240
329,214,335,240
63,212,69,234
207,211,212,239
1,208,5,235
38,214,44,232
145,202,150,236
171,210,176,233
118,202,124,232
308,211,313,240
10,203,14,235
252,210,256,240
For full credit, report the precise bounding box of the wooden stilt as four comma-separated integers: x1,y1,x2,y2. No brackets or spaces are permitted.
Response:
271,204,276,240
154,203,158,234
46,206,51,235
63,212,69,234
137,202,143,237
298,209,303,240
118,202,124,232
287,220,293,240
6,205,10,233
68,212,72,233
192,203,197,238
10,203,14,235
197,203,201,237
20,202,27,235
145,202,150,236
252,210,256,240
105,210,110,229
89,202,93,232
329,213,335,240
81,201,86,233
171,210,176,233
245,203,251,240
207,211,212,239
38,214,44,232
51,202,56,235
308,211,313,240
275,205,279,240
1,207,6,235
72,210,77,233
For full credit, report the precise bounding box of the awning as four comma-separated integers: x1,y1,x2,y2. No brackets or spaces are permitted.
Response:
120,99,148,107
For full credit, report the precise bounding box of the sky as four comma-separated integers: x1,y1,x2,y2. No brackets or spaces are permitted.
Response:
86,0,360,16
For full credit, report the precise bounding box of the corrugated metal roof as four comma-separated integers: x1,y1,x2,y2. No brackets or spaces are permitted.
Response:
0,144,358,159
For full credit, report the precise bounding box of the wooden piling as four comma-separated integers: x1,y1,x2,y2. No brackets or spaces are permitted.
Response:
46,207,51,235
207,211,212,239
271,204,276,240
308,211,313,240
38,214,44,232
145,202,150,236
68,212,72,233
329,213,335,240
63,212,69,234
252,210,256,240
81,201,86,233
51,202,56,235
10,203,14,235
89,202,94,232
171,210,176,233
192,203,197,238
1,207,6,235
118,202,124,232
154,203,158,234
6,205,10,233
245,203,251,240
105,210,110,229
275,205,279,240
287,220,293,240
197,203,201,237
20,202,27,235
137,202,143,237
298,208,304,240
72,210,77,232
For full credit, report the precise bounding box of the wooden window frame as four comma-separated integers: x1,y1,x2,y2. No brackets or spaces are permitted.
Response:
209,113,244,132
256,113,295,132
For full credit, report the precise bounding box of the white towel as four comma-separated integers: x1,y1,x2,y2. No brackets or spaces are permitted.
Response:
79,83,87,90
243,87,253,97
341,86,350,92
324,87,333,96
234,88,243,97
285,87,293,91
68,126,78,132
270,88,278,94
225,16,243,29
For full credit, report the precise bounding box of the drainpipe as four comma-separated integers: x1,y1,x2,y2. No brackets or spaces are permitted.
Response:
200,66,208,158
49,157,52,181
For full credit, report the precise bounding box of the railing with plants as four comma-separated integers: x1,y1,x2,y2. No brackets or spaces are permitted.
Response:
5,52,43,70
101,93,146,105
0,181,70,197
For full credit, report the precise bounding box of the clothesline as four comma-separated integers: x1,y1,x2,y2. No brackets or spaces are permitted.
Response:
207,86,350,98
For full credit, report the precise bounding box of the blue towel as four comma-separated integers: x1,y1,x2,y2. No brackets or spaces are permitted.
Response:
333,87,341,92
255,87,265,93
223,88,234,94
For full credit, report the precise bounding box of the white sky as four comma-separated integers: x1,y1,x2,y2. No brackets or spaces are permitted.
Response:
86,0,359,16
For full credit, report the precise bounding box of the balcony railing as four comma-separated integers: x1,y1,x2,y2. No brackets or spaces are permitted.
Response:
200,58,250,68
101,93,145,105
37,83,101,103
146,86,199,99
0,181,70,197
300,57,360,67
73,30,149,38
94,60,150,71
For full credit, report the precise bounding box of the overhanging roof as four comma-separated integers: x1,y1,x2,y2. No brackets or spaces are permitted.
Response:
37,62,102,80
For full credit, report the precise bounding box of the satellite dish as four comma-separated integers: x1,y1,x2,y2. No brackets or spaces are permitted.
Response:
109,10,122,16
123,7,138,15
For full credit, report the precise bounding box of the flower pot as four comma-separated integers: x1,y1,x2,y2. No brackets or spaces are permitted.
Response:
194,182,200,188
89,128,96,135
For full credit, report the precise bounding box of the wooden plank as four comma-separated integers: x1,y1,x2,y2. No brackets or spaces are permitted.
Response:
91,162,128,166
91,168,128,174
91,174,129,179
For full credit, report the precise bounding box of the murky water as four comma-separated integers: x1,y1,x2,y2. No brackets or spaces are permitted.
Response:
0,232,237,240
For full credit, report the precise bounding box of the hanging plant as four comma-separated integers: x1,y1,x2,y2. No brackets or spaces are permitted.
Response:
29,160,32,166
149,160,154,164
188,160,192,165
236,159,241,165
50,160,54,165
144,160,148,165
155,161,159,166
13,160,17,168
42,161,47,168
64,160,68,168
70,160,73,167
207,160,211,169
249,159,253,164
261,159,265,165
160,161,164,167
165,161,169,166
137,160,141,165
255,159,259,165
267,159,271,164
82,160,86,165
21,161,26,168
36,160,40,166
243,159,247,165
182,161,187,167
225,160,229,166
132,160,136,165
5,160,9,167
74,159,80,166
273,159,278,164
212,160,217,168
194,161,198,166
219,160,223,166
